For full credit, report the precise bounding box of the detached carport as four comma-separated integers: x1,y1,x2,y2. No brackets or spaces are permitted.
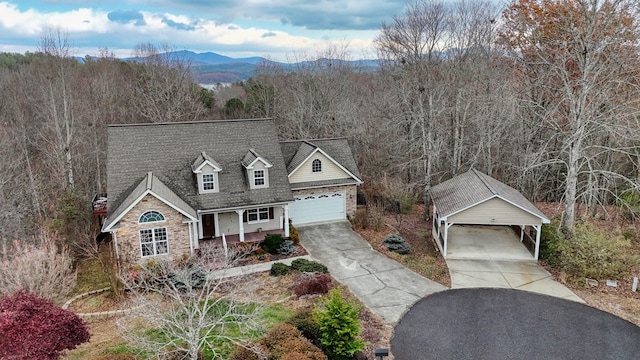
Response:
430,169,550,260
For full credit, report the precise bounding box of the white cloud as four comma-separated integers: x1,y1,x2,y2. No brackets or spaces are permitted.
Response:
0,1,379,60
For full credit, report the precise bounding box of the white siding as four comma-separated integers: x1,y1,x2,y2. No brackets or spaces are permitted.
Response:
289,152,351,183
248,161,269,189
218,212,238,235
197,163,219,194
448,198,542,225
216,208,283,235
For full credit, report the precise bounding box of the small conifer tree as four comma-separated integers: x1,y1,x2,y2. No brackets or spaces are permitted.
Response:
316,289,365,359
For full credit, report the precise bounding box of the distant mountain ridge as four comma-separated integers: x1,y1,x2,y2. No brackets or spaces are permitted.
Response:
120,50,379,84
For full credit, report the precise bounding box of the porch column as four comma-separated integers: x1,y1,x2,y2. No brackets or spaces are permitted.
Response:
236,210,245,242
112,231,121,269
187,221,193,255
283,204,290,237
214,213,220,237
520,225,525,242
193,222,200,249
112,231,119,259
533,224,541,260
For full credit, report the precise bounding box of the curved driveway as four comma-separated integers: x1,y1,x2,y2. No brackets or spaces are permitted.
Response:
392,288,640,360
298,221,447,323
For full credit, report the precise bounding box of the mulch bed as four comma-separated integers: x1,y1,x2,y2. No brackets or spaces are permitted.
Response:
354,204,451,287
235,245,308,267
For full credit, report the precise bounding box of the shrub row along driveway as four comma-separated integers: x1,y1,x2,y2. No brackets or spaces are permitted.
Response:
298,221,446,323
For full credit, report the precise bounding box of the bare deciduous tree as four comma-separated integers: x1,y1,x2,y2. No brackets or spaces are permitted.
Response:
0,230,76,304
130,43,207,123
117,245,263,360
499,0,640,231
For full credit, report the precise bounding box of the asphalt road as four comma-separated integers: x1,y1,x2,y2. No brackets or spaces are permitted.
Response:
391,288,640,360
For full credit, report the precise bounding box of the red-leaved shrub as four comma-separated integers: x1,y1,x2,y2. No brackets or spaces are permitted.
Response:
293,273,332,297
0,291,90,359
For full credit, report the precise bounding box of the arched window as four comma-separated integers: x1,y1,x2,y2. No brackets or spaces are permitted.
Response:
139,210,165,223
312,159,322,173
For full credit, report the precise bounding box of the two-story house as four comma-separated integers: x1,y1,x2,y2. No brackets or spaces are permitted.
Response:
101,118,362,264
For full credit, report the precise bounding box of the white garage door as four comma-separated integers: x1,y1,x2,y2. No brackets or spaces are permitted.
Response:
289,192,346,225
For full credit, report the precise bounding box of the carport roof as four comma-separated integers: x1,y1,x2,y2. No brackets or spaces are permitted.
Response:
430,169,549,222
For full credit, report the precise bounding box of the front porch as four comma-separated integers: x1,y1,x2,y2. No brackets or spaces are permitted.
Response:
200,228,286,246
198,204,290,245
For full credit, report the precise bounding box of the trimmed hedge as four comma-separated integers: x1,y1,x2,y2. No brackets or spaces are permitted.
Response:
261,234,285,254
291,259,328,274
270,262,290,276
293,273,332,297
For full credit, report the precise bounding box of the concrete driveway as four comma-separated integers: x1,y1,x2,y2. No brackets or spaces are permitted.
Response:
298,221,447,323
446,258,583,302
445,226,582,302
446,225,533,260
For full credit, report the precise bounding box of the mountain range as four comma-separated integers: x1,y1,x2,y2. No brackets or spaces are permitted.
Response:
121,50,379,84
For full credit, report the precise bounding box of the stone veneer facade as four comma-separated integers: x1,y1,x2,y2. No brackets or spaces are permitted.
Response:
114,195,191,265
292,184,357,215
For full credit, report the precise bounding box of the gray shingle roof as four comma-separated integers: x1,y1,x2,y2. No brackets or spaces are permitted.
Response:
192,152,221,171
103,172,198,230
106,119,294,221
430,169,548,221
281,138,362,181
241,149,272,168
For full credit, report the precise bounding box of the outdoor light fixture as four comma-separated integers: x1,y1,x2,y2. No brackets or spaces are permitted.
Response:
375,348,389,359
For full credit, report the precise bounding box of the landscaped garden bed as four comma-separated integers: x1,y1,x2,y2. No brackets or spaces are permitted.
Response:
63,255,391,360
353,204,450,287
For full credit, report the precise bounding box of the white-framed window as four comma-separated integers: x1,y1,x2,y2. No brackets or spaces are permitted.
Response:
254,170,265,186
202,173,215,191
140,227,168,257
312,159,322,173
246,207,270,223
139,210,165,223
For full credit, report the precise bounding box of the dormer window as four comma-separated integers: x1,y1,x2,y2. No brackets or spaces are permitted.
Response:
242,149,272,190
202,173,216,191
254,170,265,186
312,159,322,173
192,152,222,194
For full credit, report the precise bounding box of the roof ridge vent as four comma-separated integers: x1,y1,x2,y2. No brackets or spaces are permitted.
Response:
472,168,498,195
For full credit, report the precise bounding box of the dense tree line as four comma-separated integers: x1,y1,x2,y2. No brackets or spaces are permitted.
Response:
241,0,640,232
1,0,639,250
0,35,214,249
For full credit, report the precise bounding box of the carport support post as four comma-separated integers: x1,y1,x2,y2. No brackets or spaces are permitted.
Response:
443,222,453,256
520,225,524,242
533,224,541,260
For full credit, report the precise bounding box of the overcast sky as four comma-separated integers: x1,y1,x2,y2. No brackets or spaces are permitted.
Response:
0,0,419,61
